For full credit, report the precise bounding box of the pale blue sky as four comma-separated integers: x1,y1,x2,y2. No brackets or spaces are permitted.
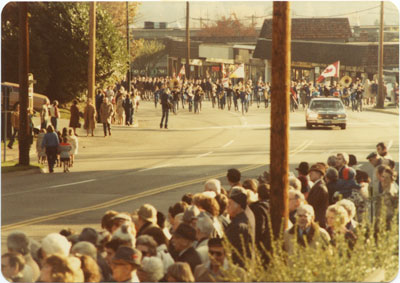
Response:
134,1,399,28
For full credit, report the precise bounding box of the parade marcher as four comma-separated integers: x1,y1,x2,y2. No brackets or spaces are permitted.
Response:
40,99,50,130
41,125,59,173
49,100,60,131
99,97,114,137
69,100,81,136
307,163,329,228
7,103,20,149
83,98,96,137
123,94,134,126
160,86,173,129
283,204,331,256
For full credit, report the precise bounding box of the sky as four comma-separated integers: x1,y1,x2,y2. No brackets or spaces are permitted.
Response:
134,1,400,28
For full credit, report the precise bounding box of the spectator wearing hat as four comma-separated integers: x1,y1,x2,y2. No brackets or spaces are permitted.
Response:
295,161,313,197
231,186,256,241
307,164,329,228
7,231,40,282
336,152,349,180
135,204,162,239
194,237,247,282
225,189,252,268
182,205,201,228
171,223,202,273
111,212,133,234
111,246,142,282
112,223,136,247
1,252,26,282
40,233,71,263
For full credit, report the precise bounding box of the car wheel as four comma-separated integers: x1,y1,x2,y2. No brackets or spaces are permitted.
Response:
306,122,312,129
340,124,346,130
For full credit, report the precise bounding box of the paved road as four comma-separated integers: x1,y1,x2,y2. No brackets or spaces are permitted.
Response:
1,100,398,252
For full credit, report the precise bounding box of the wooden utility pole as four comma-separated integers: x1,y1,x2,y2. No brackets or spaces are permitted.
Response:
186,1,190,80
88,2,96,103
377,1,385,108
18,2,30,166
270,2,291,239
126,2,131,93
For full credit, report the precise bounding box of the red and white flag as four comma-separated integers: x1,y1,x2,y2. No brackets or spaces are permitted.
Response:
316,61,340,83
178,65,185,80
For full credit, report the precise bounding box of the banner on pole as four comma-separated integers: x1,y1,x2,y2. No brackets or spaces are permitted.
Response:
229,64,245,79
316,61,340,83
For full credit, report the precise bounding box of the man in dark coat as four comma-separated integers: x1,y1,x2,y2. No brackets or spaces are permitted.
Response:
225,189,252,268
160,86,172,129
171,223,202,273
122,94,134,126
249,183,271,265
307,163,329,228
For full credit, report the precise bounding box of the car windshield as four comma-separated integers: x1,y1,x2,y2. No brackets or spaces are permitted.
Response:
309,100,344,111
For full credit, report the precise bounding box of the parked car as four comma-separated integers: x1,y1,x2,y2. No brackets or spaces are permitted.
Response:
1,82,50,112
306,97,347,130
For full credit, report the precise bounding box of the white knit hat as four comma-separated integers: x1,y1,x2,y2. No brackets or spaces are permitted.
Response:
41,233,71,257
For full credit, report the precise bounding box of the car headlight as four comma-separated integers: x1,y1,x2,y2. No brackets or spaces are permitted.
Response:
338,114,346,118
307,112,318,119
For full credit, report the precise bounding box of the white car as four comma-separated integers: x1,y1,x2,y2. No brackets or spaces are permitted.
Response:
306,97,347,130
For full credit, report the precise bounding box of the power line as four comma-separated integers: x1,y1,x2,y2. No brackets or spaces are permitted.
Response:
294,5,380,19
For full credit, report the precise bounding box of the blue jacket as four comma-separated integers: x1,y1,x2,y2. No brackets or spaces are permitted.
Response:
42,132,59,148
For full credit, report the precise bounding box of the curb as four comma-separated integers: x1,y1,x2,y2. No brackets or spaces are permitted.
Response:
2,167,43,177
364,108,399,116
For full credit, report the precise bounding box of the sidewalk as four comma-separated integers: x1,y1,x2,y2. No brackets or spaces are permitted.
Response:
363,103,399,116
1,115,140,163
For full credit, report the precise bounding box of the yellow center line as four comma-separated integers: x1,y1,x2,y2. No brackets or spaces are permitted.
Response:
2,141,310,231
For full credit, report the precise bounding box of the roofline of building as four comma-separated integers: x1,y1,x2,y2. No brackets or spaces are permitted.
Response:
257,38,399,46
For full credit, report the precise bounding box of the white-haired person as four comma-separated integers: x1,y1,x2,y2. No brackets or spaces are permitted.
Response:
137,256,164,282
194,212,215,263
325,204,357,249
284,204,331,255
288,189,306,227
204,179,221,195
336,199,358,232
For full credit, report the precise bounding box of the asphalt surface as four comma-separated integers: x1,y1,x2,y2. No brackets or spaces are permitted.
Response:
1,100,399,253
